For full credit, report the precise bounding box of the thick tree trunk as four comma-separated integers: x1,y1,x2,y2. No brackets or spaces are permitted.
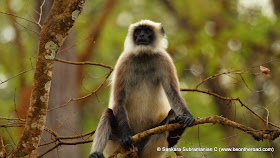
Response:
39,34,81,157
35,0,81,157
8,0,85,157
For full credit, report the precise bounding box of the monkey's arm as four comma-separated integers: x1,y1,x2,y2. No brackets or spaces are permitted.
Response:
162,61,195,127
113,101,133,150
112,66,133,151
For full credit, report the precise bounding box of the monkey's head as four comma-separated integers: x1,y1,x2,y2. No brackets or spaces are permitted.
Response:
124,20,168,54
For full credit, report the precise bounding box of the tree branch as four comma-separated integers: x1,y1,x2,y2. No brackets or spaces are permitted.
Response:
54,58,113,70
0,68,34,85
0,134,6,158
38,139,92,158
181,88,280,129
0,11,39,26
47,68,112,111
38,129,95,157
109,116,280,157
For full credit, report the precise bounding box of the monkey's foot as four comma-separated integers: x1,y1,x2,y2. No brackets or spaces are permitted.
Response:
120,131,133,151
176,114,195,127
89,152,105,158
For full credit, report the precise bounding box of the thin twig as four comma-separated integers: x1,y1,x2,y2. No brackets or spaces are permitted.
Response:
48,69,112,111
37,0,46,27
54,58,113,70
0,68,34,85
0,133,7,157
0,116,25,122
181,88,280,129
11,18,40,34
0,11,39,26
40,128,95,147
195,71,246,89
38,140,92,157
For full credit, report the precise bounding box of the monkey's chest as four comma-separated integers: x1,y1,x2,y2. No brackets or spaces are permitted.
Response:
125,53,163,87
127,67,160,88
125,83,171,133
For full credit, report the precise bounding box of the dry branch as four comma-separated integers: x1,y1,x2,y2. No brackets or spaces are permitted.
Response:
0,68,34,85
0,11,39,26
181,88,280,129
38,139,92,158
0,134,6,158
38,129,95,157
109,116,280,158
54,58,113,70
47,68,112,111
195,71,246,89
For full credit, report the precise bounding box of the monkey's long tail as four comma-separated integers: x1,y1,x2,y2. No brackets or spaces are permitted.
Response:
90,108,114,153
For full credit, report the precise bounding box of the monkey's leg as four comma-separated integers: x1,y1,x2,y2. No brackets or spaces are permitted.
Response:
168,114,195,148
136,110,176,158
142,109,189,149
158,109,187,148
89,108,115,158
167,119,186,148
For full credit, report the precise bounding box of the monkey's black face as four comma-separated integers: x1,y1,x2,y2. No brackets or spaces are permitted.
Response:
133,26,155,45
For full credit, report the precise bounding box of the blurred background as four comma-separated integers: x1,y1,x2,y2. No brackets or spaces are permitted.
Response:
0,0,280,157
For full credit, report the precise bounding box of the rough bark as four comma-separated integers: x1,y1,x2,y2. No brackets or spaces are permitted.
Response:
39,33,81,157
8,0,86,157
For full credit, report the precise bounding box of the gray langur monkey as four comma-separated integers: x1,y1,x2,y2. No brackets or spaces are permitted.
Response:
89,20,195,158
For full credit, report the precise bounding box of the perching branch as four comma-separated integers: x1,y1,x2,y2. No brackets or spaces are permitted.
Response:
109,116,280,158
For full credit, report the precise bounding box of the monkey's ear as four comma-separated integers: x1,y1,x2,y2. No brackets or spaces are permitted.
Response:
161,26,165,35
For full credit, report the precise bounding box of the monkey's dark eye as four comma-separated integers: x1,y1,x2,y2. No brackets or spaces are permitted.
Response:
134,29,141,36
145,28,153,35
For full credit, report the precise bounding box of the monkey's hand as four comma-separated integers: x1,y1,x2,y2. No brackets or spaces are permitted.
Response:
175,114,195,127
89,152,105,158
120,130,133,151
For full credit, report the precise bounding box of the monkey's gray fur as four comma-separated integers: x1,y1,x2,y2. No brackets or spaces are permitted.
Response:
90,20,194,158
